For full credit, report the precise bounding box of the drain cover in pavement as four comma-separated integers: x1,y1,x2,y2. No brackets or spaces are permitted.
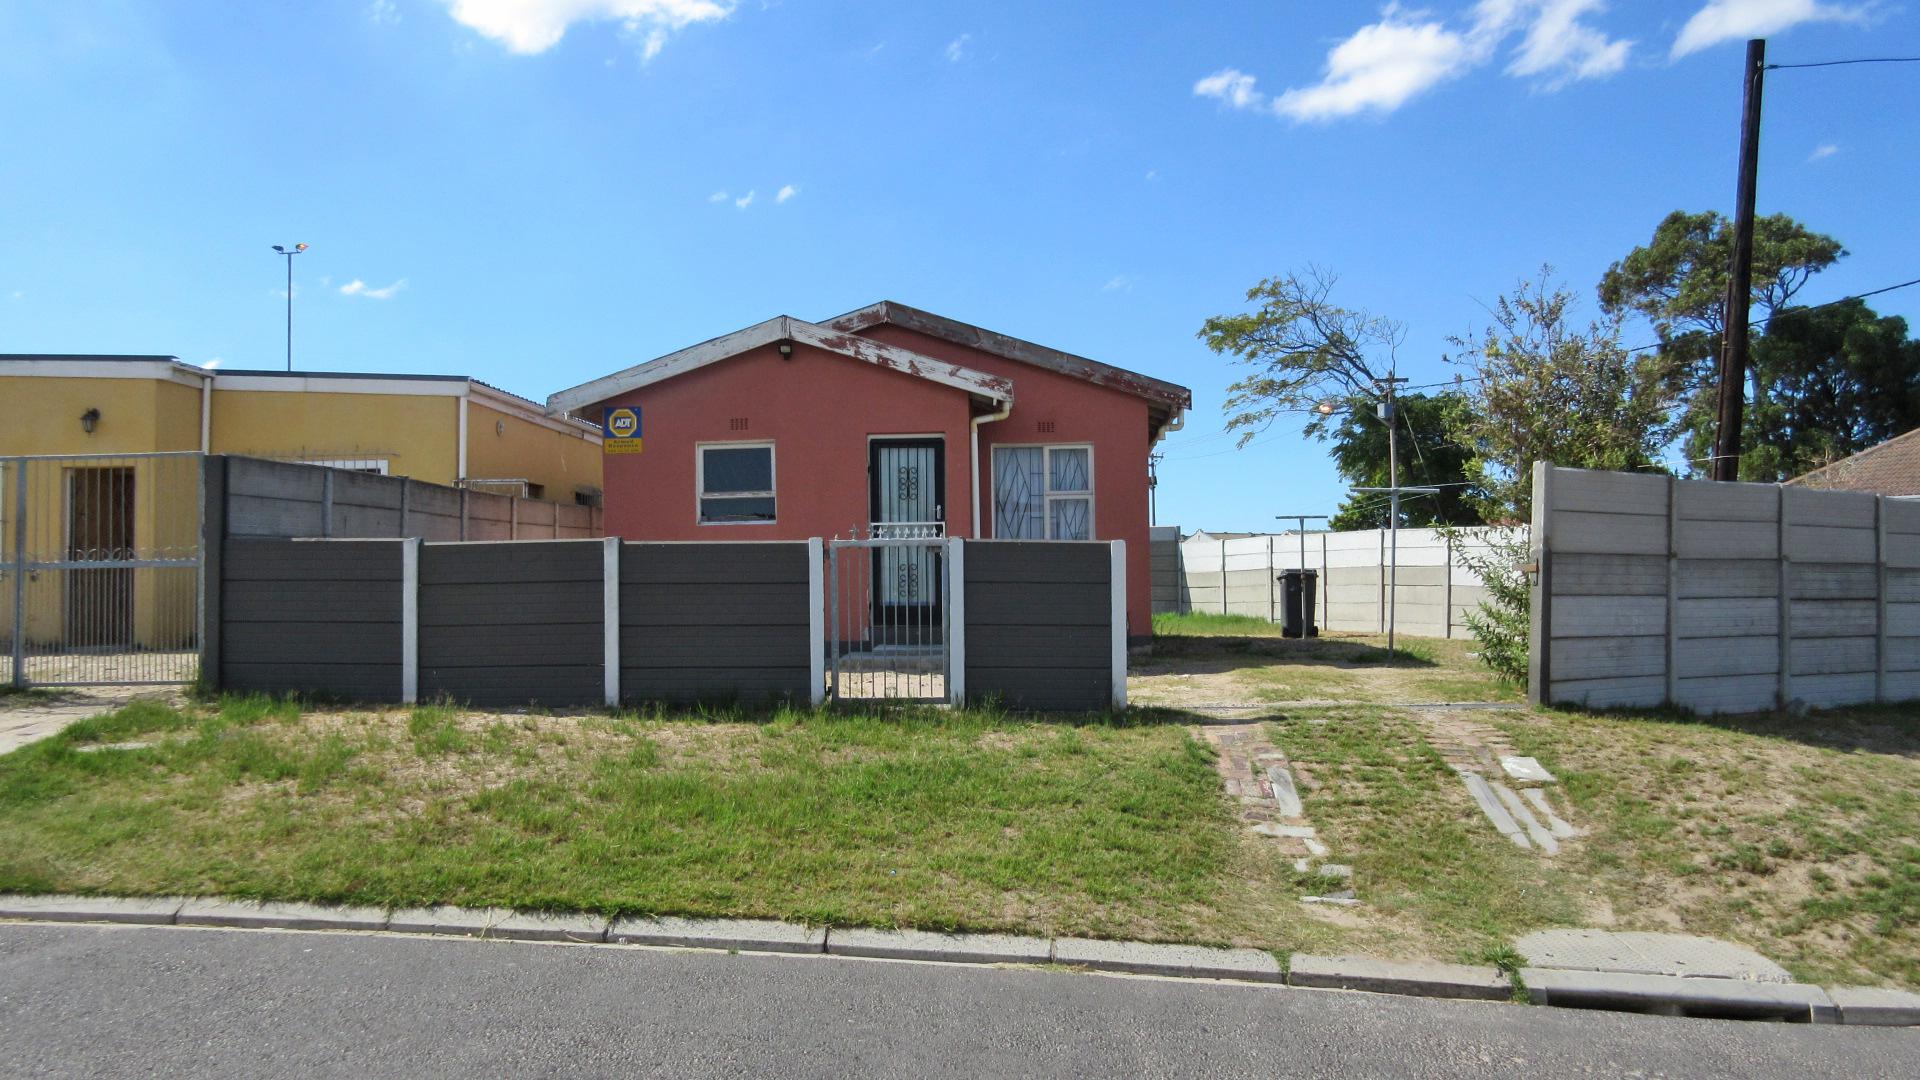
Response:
1515,929,1792,984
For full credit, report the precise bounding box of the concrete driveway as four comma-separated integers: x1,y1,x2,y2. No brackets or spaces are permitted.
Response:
0,687,181,756
1,923,1911,1079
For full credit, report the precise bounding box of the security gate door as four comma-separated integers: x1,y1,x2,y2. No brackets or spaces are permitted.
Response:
868,439,944,626
66,467,136,647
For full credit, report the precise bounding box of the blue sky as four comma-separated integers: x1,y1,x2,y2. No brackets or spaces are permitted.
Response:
2,1,1915,530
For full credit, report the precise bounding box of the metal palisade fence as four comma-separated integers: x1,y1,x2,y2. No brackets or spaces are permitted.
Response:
3,452,204,687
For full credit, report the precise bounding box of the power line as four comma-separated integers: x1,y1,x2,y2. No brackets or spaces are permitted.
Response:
1766,56,1920,70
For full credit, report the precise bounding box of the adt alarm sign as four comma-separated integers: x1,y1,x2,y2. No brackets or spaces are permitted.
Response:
603,406,642,454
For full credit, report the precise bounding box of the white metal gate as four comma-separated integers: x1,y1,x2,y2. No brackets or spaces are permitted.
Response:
3,453,203,688
827,527,949,704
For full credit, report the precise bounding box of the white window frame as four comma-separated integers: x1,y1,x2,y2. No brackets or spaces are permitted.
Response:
696,440,777,526
992,443,1095,540
303,458,390,475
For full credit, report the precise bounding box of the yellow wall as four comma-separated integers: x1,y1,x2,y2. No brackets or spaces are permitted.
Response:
465,398,604,501
208,389,460,484
0,375,196,456
1,374,602,648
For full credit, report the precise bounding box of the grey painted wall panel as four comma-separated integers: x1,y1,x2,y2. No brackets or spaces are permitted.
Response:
965,541,1112,710
1537,465,1914,713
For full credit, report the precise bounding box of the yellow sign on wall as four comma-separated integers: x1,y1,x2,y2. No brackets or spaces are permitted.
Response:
603,406,642,454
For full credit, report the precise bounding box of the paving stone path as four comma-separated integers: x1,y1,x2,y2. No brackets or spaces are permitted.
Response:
1196,722,1355,904
1417,709,1577,857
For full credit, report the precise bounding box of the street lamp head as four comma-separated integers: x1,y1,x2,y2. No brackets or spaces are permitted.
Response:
294,243,308,252
271,245,285,253
1315,401,1338,416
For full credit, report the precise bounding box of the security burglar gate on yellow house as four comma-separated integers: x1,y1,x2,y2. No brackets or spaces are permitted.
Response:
3,453,203,688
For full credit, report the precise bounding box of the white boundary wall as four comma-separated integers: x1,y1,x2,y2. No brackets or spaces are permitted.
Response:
1529,462,1920,714
1159,526,1517,639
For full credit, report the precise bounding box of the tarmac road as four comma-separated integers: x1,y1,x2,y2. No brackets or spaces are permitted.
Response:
0,922,1911,1079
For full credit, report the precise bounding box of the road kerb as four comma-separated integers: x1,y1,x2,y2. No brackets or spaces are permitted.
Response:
176,899,389,932
825,927,1050,966
0,894,185,926
1287,954,1511,1001
1052,938,1284,983
609,916,824,954
1826,986,1920,1027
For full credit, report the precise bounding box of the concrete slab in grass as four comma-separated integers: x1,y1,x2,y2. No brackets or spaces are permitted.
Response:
608,916,824,954
1517,929,1792,983
384,905,516,937
0,894,185,926
177,899,388,932
1827,986,1920,1027
826,928,1050,966
1053,938,1283,983
1521,968,1834,1022
484,911,609,944
1288,954,1510,1001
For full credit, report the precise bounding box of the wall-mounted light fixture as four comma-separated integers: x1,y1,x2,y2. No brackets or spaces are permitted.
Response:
496,420,506,436
778,342,794,360
80,407,101,434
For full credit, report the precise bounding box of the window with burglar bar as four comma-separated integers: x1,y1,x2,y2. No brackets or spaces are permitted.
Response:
992,444,1093,540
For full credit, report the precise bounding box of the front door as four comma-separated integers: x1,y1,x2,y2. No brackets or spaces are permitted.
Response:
868,439,944,627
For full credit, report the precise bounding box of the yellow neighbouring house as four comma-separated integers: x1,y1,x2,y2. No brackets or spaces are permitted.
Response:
0,354,604,656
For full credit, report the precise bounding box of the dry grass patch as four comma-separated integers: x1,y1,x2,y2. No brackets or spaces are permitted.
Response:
1493,704,1920,989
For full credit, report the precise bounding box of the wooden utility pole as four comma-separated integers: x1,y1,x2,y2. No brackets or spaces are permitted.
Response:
1713,38,1766,481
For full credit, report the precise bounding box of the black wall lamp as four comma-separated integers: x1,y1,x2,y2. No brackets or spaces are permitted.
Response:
80,407,101,434
778,341,794,360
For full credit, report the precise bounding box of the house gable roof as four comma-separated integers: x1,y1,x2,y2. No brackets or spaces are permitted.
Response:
824,301,1193,431
546,316,1015,417
1788,426,1920,497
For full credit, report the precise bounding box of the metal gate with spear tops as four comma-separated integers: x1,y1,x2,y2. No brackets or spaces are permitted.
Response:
827,525,951,704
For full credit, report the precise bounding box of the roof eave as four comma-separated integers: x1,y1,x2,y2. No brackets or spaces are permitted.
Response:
826,300,1193,412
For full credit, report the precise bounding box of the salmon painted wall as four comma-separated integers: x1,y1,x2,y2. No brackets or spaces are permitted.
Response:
853,324,1156,640
598,341,977,543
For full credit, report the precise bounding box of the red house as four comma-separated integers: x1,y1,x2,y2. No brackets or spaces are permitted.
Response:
547,302,1190,641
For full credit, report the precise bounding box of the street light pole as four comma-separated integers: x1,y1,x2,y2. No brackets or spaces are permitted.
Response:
271,243,309,371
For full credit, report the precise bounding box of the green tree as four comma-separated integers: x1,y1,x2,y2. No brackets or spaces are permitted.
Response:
1597,209,1846,473
1448,269,1685,520
1677,299,1920,480
1198,267,1403,444
1323,391,1487,529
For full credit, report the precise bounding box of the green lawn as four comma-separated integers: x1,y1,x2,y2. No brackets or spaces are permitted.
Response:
0,696,1328,952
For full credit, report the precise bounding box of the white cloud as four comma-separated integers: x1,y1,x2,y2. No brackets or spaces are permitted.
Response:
340,278,408,300
1194,68,1266,110
1273,9,1483,121
708,189,729,202
734,189,755,209
1502,0,1632,87
6,290,22,301
945,33,970,62
1102,275,1134,292
775,184,798,204
202,358,225,370
367,0,401,26
1672,0,1869,59
1810,142,1839,160
1144,168,1159,181
441,0,734,56
1201,1,1632,123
